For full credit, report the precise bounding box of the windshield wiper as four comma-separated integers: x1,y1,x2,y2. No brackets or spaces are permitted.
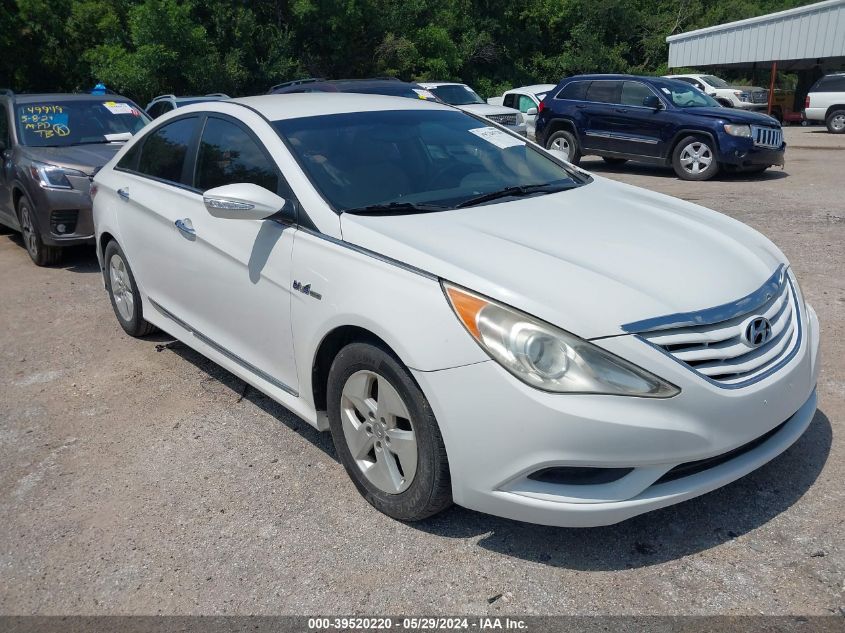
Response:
456,182,576,208
343,201,446,216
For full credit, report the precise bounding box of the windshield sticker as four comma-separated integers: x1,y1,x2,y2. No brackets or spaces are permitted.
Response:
661,87,671,95
102,101,134,115
468,126,525,149
412,89,436,100
19,107,70,139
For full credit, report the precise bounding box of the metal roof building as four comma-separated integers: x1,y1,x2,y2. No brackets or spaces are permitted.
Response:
667,0,845,70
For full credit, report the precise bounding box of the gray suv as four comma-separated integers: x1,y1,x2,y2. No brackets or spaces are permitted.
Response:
0,91,149,265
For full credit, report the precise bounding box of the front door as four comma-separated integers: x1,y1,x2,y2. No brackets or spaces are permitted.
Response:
607,81,668,158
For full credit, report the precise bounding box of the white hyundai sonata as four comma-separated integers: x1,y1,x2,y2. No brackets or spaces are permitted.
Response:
92,94,820,527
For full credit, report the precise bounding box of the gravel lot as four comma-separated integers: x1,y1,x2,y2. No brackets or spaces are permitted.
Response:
1,126,843,616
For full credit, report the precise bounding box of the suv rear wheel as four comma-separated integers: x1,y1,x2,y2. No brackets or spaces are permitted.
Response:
545,129,581,165
826,109,845,134
18,198,61,266
672,136,720,181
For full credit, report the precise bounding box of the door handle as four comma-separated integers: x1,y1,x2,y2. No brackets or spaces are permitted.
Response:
117,188,129,200
174,218,196,236
575,104,587,109
615,108,628,113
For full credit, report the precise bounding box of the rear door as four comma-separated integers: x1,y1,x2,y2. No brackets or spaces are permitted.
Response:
579,80,621,152
607,81,669,158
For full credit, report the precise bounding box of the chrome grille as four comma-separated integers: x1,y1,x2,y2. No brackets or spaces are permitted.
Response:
752,125,783,149
628,268,800,387
752,90,768,104
487,113,518,127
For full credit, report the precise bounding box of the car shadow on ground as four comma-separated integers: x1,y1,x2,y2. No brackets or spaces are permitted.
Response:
2,233,100,273
581,159,790,182
157,338,831,570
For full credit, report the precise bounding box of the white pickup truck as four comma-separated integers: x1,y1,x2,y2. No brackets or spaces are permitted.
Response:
665,74,769,111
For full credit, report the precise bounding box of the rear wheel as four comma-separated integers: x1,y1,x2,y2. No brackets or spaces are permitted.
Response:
327,342,452,521
826,109,845,134
601,157,629,165
104,240,156,337
18,198,61,266
545,129,581,165
672,136,720,181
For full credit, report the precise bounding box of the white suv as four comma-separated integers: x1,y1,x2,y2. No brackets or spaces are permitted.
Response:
804,73,845,134
665,74,769,111
418,82,526,135
92,94,819,527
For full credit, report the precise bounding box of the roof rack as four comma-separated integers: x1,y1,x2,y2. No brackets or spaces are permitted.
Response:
150,94,177,101
269,78,325,92
205,93,231,98
0,88,14,97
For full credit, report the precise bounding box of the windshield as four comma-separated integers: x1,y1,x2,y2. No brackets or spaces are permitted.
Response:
16,100,149,147
428,85,484,106
273,109,584,212
659,83,720,108
702,75,729,88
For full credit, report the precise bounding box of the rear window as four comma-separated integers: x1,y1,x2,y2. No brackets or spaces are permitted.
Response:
15,100,149,147
556,81,588,101
812,75,845,93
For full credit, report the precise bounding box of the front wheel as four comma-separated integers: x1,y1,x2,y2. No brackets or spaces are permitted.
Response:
18,198,61,266
545,129,581,165
826,109,845,134
327,342,452,521
672,136,720,181
104,240,157,337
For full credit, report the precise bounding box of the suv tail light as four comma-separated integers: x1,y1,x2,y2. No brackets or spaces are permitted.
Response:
805,95,810,109
538,101,545,113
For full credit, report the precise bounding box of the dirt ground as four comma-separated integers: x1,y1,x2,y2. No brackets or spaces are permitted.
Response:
1,126,843,616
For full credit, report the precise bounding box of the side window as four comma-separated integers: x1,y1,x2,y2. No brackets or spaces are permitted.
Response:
821,75,845,92
116,138,143,171
195,117,279,194
147,102,168,118
585,80,621,104
621,81,655,106
503,94,517,109
0,103,9,148
516,95,535,112
557,81,588,101
136,117,197,184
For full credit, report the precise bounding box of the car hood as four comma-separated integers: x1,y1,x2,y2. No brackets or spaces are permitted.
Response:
339,176,785,339
729,85,767,93
21,144,125,176
681,107,779,126
458,103,522,118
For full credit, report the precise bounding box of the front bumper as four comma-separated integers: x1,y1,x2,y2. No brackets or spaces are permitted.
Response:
413,303,820,527
26,175,96,247
719,139,785,168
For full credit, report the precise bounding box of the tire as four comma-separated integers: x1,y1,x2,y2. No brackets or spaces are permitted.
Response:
327,342,452,521
672,135,720,181
17,198,61,266
826,109,845,134
545,129,581,165
601,157,629,165
103,240,156,337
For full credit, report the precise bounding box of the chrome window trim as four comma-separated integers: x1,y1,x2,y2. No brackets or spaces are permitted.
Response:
622,265,787,334
149,298,299,397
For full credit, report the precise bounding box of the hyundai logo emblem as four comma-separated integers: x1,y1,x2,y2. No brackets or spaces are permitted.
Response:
744,316,773,347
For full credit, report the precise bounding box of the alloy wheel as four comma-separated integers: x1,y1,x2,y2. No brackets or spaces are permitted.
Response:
19,204,39,258
109,253,135,322
679,141,713,175
550,136,571,161
340,369,418,494
831,114,845,132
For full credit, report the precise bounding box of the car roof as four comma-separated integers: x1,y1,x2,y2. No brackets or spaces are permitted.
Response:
271,79,424,93
229,93,452,121
507,84,557,94
10,93,136,104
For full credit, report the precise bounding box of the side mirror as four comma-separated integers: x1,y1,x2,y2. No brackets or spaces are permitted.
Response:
525,107,538,116
642,95,662,110
203,183,288,221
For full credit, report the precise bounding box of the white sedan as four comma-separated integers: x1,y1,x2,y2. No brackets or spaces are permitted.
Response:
92,94,820,527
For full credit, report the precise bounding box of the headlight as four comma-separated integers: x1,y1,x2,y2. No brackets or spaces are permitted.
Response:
443,282,680,397
733,90,751,102
723,123,752,137
29,161,86,189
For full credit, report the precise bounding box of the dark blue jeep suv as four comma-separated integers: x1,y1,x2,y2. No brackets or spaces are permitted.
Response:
535,74,785,180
